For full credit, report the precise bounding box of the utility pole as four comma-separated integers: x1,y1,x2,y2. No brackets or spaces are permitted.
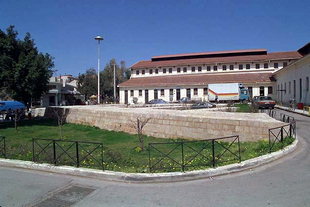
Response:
94,35,103,104
114,64,116,103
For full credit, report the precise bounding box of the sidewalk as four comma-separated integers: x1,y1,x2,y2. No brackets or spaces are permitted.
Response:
276,105,310,117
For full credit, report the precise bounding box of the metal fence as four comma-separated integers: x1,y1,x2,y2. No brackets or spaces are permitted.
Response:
32,138,104,170
0,136,6,158
268,121,296,152
148,135,241,173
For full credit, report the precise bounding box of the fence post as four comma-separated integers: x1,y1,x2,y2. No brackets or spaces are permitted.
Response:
181,142,184,172
148,144,151,173
280,127,284,142
101,144,104,171
76,141,79,168
269,129,271,153
32,138,35,161
289,123,292,138
212,139,215,168
4,137,6,159
237,136,241,162
53,140,56,165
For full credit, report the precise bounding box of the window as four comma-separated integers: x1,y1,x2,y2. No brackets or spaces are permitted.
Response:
161,89,165,96
163,68,167,73
229,65,234,70
268,86,273,94
293,80,296,98
139,90,142,96
177,68,181,73
169,68,172,73
149,69,153,74
274,63,278,68
246,64,250,69
213,66,218,71
142,70,145,75
48,85,57,90
130,90,134,96
183,67,187,72
198,66,202,72
222,65,227,71
194,88,198,95
136,70,139,75
239,64,243,70
300,78,302,100
283,62,288,67
207,66,211,71
289,81,291,94
248,87,253,98
255,64,260,69
155,69,159,74
306,77,309,91
191,67,195,72
264,63,268,68
203,88,208,95
169,89,173,96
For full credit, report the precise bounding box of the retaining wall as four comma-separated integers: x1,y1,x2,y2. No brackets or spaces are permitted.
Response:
45,106,284,142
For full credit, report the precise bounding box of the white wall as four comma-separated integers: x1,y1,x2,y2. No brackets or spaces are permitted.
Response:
131,60,293,78
274,55,310,105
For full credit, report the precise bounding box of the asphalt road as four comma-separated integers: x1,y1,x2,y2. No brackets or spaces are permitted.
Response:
0,109,309,207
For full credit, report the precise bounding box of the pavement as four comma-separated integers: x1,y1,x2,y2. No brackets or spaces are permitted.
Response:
0,109,310,207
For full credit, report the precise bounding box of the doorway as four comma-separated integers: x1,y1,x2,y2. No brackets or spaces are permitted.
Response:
145,89,149,103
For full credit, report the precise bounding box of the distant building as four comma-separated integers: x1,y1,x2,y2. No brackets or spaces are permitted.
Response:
119,47,303,104
273,43,310,106
41,75,84,107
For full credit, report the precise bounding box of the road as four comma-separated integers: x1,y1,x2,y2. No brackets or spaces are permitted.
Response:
0,109,309,207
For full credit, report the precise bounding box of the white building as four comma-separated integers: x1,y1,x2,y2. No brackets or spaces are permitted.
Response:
119,48,303,104
273,43,310,106
41,75,84,106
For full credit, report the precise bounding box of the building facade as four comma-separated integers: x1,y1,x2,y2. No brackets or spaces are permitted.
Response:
119,48,302,104
273,43,310,106
41,75,84,107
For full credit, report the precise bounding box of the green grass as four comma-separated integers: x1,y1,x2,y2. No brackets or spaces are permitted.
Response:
0,119,294,173
235,103,252,112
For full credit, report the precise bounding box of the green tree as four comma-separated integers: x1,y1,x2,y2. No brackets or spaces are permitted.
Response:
77,68,97,100
100,59,130,101
0,26,54,106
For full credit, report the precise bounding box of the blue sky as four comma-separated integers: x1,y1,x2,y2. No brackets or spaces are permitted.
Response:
0,0,309,76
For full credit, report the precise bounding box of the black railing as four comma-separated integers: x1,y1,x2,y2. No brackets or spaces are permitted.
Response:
0,136,6,158
32,138,104,170
148,135,241,173
279,113,295,123
269,121,296,152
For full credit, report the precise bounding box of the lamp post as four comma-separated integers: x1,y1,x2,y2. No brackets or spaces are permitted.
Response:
94,35,103,104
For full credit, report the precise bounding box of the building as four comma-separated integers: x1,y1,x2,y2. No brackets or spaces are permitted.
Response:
118,48,302,104
273,43,310,106
41,75,84,107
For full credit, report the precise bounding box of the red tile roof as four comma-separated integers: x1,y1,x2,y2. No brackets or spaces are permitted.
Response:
118,72,273,88
131,51,301,69
152,49,267,59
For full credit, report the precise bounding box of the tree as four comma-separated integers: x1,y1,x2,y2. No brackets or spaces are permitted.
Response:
100,59,130,101
130,115,151,151
77,68,97,100
0,26,54,106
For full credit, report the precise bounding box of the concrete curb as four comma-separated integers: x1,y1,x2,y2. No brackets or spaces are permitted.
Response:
0,139,298,183
275,105,310,117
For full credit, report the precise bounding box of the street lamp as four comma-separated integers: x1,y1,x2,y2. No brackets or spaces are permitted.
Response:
94,35,104,104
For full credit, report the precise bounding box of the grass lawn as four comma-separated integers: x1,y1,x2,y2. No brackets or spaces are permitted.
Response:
0,119,294,173
234,103,252,112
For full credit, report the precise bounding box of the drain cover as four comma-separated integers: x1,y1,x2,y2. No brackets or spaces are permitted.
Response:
33,185,95,207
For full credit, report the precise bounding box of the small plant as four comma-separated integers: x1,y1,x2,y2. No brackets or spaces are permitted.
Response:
51,107,70,138
130,115,151,151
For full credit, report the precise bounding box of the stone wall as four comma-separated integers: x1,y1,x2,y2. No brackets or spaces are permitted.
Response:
45,106,284,142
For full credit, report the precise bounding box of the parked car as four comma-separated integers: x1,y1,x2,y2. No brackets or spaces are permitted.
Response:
252,96,276,109
179,97,196,103
148,99,168,104
191,101,216,109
